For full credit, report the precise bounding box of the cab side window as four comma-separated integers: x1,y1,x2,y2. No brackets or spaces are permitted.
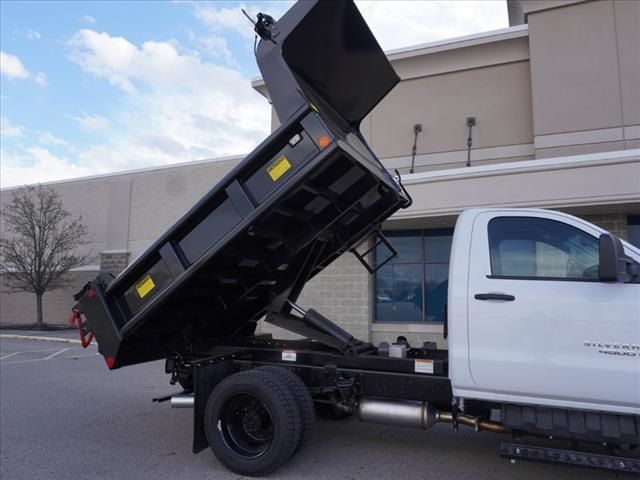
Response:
488,217,599,280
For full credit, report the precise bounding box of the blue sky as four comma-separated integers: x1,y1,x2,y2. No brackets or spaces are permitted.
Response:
1,1,507,188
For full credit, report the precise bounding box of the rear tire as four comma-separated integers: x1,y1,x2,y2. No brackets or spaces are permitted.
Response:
204,369,302,476
257,366,315,453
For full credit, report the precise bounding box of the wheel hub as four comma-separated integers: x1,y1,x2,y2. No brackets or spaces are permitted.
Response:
221,393,274,458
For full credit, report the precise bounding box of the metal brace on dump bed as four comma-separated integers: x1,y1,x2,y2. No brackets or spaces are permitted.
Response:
350,230,397,274
350,170,411,274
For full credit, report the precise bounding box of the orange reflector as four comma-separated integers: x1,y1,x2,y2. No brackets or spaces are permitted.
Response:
318,136,330,148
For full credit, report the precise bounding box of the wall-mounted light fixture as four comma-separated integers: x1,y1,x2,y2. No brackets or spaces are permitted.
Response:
466,116,476,167
409,123,422,174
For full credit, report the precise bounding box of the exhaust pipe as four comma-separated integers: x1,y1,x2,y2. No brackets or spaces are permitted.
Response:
357,398,509,433
357,398,438,430
434,411,510,433
170,394,194,409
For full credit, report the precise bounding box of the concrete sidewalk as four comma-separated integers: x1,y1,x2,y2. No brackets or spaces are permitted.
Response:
0,328,88,345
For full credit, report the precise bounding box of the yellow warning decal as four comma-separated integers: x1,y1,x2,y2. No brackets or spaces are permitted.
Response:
267,155,292,181
135,274,155,299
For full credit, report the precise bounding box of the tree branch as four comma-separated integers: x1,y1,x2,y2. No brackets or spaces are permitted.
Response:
1,185,90,296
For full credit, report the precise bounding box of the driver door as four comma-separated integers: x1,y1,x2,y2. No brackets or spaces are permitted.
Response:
467,210,639,411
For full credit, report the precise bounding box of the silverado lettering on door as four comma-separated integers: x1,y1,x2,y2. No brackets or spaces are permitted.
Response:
584,341,639,357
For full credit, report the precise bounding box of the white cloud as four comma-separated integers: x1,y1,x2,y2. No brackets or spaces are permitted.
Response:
356,1,509,51
67,29,261,97
68,30,138,92
0,51,48,87
188,1,507,52
0,117,69,147
198,34,236,65
38,131,68,147
0,117,25,138
191,3,256,39
2,27,272,188
190,2,293,39
0,147,95,188
0,51,30,80
66,111,110,131
34,72,47,86
0,119,80,186
79,15,96,24
58,28,269,177
25,29,41,40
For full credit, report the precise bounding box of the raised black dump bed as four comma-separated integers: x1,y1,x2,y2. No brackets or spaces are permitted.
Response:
73,0,410,369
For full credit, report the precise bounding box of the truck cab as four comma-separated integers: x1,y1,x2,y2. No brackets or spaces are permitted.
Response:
448,208,640,415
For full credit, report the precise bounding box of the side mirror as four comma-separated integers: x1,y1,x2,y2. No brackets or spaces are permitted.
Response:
598,233,639,283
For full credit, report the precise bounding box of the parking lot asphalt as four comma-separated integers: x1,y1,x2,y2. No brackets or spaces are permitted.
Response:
0,336,627,480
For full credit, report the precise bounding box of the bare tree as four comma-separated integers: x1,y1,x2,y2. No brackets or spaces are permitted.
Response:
0,185,90,330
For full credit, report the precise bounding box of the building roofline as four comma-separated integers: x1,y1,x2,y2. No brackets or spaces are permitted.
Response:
0,154,245,192
251,24,529,89
4,148,638,194
402,149,640,185
386,24,528,60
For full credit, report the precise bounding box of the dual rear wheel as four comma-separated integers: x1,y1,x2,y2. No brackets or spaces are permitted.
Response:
204,367,314,476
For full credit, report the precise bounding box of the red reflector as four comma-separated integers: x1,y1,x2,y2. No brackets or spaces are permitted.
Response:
106,357,116,369
87,289,97,299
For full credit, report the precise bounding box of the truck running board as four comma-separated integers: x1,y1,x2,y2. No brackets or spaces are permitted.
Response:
500,441,640,475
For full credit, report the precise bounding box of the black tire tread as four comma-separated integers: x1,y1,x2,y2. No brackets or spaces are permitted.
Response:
204,369,302,476
257,366,315,453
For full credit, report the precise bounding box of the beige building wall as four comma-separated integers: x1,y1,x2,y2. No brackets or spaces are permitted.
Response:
368,61,534,173
125,157,239,259
527,0,640,157
0,271,96,327
507,0,585,26
615,1,640,136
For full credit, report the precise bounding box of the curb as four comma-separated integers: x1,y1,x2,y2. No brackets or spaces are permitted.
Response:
0,334,96,346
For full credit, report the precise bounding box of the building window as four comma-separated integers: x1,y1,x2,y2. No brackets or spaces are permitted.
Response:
374,229,452,323
628,216,640,249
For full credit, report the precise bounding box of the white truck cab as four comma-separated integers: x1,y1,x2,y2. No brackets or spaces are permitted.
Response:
448,208,640,415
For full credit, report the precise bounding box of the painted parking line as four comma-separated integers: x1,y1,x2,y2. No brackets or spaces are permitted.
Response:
43,348,70,360
0,347,63,359
0,351,101,365
0,352,21,360
60,352,102,359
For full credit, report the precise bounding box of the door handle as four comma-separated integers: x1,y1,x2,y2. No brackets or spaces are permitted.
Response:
474,293,515,301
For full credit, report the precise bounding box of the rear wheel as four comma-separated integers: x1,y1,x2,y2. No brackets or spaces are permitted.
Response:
204,370,302,476
257,366,315,453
